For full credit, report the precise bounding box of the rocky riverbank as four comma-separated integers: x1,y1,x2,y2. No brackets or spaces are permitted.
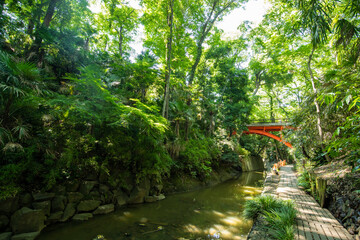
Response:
306,161,360,239
327,174,360,238
0,154,265,240
0,176,165,240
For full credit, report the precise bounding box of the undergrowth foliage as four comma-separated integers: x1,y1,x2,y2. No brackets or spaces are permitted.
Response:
244,195,297,240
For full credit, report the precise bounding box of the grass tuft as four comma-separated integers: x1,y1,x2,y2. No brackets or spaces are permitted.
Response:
244,195,297,240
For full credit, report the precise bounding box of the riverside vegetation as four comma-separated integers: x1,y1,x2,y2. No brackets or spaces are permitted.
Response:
1,0,360,238
244,195,297,240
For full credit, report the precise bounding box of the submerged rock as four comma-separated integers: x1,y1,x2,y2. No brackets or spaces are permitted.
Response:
155,194,166,201
72,213,93,221
93,204,114,215
144,196,157,203
11,232,40,240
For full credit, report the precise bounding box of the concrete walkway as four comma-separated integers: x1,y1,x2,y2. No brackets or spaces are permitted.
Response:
278,165,354,240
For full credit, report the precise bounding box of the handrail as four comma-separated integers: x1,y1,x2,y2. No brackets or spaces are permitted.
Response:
249,119,289,124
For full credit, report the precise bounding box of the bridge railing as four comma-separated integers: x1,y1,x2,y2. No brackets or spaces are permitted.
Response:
249,119,289,124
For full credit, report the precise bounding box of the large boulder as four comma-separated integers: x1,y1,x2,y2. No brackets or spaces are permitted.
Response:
93,204,114,215
155,194,165,201
89,190,101,201
67,192,84,203
32,201,51,217
51,195,67,212
145,194,165,203
0,232,11,240
11,232,39,240
99,185,112,203
79,181,98,195
127,178,150,204
128,186,148,204
32,193,55,202
72,213,93,221
60,203,76,222
0,196,19,214
144,196,157,203
77,200,101,212
113,190,128,207
10,207,45,234
47,211,63,224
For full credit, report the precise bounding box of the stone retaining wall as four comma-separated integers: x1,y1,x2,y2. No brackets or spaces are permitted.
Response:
0,165,244,240
0,177,165,240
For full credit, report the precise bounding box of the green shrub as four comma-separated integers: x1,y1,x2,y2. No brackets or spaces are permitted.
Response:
178,138,221,178
243,195,283,220
298,171,311,192
244,195,297,240
263,203,297,240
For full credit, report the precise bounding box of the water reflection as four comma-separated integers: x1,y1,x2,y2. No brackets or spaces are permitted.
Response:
38,171,264,240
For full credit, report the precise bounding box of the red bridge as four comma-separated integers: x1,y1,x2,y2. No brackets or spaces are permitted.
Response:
243,122,294,148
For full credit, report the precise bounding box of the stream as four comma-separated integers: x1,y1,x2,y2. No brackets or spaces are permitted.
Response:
37,171,264,240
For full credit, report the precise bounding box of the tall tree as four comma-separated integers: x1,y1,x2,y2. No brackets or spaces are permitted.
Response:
295,0,332,159
162,0,174,119
187,0,245,85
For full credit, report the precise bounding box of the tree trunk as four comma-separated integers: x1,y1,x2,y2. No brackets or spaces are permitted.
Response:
252,71,263,97
118,26,123,59
209,112,214,136
274,140,283,160
187,0,235,85
185,0,235,138
84,37,90,51
27,0,60,63
188,39,204,86
302,145,311,159
308,46,330,162
269,94,275,122
162,0,174,119
43,0,59,28
175,120,180,137
0,0,4,15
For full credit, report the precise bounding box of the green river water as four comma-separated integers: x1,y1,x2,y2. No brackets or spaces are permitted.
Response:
38,171,264,240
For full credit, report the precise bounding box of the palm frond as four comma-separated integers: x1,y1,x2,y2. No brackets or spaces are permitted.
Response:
12,125,30,140
334,18,360,47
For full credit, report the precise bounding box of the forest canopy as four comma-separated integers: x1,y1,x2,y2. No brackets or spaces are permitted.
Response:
0,0,359,198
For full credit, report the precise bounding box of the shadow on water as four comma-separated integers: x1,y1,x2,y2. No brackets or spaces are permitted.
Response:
38,171,264,240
